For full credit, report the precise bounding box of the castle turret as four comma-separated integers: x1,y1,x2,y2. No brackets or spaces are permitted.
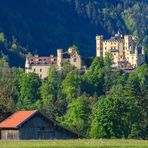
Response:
68,47,75,54
141,46,145,64
134,47,138,67
96,35,103,57
57,49,63,69
142,46,145,55
25,57,30,73
124,35,134,51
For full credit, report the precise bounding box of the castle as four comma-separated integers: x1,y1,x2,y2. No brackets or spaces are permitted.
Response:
96,33,145,69
25,34,145,79
25,47,84,79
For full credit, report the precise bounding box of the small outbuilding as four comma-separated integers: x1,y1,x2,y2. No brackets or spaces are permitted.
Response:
0,110,84,140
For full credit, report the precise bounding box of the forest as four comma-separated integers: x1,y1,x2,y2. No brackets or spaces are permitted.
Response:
0,0,147,139
0,54,147,139
0,0,147,67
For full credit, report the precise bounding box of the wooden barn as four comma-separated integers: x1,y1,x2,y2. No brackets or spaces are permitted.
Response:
0,110,84,140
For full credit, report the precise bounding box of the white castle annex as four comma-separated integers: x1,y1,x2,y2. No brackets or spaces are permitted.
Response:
96,33,145,69
25,47,85,79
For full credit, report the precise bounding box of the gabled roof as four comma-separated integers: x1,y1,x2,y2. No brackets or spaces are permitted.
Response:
0,110,86,138
0,110,37,128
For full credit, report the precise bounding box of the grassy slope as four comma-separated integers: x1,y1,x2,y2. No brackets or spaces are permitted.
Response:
0,139,148,148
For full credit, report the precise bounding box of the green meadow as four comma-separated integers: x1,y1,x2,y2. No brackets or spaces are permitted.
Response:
0,139,148,148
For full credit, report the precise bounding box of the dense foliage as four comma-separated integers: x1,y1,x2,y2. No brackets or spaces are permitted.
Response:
0,0,147,139
0,56,147,139
0,0,147,66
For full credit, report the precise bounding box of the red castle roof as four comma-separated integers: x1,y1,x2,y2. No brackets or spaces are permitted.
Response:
28,56,57,65
0,110,37,128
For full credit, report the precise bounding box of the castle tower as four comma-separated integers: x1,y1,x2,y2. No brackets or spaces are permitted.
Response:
124,35,129,50
57,49,63,69
124,35,133,51
96,35,103,57
25,57,30,73
142,46,145,63
134,47,138,67
142,46,145,55
68,47,75,54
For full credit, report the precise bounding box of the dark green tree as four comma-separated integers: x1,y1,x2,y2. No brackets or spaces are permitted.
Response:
16,69,41,110
127,65,148,139
82,57,104,96
62,70,82,103
60,95,90,134
89,93,139,138
40,67,64,117
0,58,17,119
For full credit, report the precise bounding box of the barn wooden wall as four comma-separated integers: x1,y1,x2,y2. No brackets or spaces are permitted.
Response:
1,130,19,140
19,114,77,139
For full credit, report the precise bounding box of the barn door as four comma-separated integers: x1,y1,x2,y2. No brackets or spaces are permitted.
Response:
1,130,19,140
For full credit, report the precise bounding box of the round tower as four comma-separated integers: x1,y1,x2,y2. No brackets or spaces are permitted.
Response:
57,49,63,68
68,48,75,54
25,57,30,73
142,46,145,55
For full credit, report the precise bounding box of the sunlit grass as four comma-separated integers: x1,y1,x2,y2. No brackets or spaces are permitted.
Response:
0,139,148,148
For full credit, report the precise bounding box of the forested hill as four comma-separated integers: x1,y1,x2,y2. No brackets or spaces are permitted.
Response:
0,0,147,66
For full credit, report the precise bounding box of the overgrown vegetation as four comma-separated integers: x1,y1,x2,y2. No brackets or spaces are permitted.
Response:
0,55,147,139
0,0,147,140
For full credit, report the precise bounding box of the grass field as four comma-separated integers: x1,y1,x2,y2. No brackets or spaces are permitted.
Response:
0,139,148,148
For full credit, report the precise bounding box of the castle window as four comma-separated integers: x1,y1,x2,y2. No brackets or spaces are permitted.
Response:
40,74,42,78
40,69,42,72
34,68,36,72
73,58,77,62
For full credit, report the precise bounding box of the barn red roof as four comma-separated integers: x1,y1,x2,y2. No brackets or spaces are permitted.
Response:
0,110,37,128
0,110,86,138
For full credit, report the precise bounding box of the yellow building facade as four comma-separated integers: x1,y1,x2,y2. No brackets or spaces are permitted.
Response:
96,34,145,69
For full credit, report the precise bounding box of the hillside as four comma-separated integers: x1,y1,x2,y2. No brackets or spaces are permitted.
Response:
0,0,147,66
